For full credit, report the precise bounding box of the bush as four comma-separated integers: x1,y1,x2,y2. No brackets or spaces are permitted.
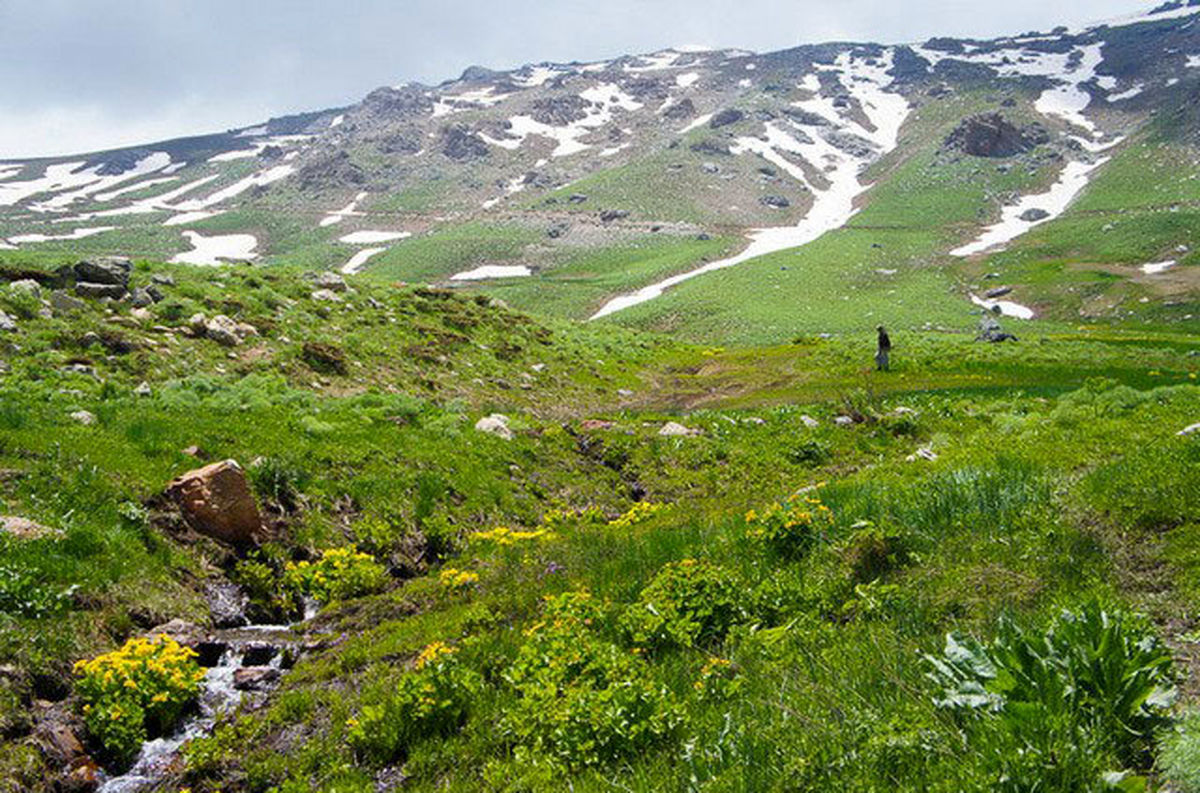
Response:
838,522,909,584
248,456,308,512
347,641,481,764
621,559,743,649
745,490,834,558
74,635,205,765
284,547,388,604
927,601,1176,785
786,438,831,465
501,590,682,772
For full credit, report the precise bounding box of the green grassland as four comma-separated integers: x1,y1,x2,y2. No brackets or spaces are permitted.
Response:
1,256,1199,791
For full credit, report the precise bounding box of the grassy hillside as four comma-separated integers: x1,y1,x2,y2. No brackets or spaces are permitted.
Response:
1,256,1199,791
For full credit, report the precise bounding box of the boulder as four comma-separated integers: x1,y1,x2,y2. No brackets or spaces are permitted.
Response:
151,273,175,286
74,282,127,300
70,410,96,426
658,421,698,437
976,315,1018,343
759,195,790,209
474,414,513,440
311,288,343,302
165,459,263,545
800,414,819,428
315,271,348,292
0,310,15,333
145,618,207,650
34,720,86,766
49,290,87,315
984,286,1013,298
599,209,630,222
233,666,281,691
8,279,40,297
129,287,155,308
204,315,242,347
61,757,102,793
0,516,60,540
1019,208,1050,222
833,416,855,426
709,108,745,129
74,257,131,287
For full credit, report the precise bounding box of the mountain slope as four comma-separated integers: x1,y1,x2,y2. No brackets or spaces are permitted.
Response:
2,3,1200,338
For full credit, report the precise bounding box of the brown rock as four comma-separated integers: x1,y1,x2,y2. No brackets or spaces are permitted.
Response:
35,721,86,765
165,460,263,545
580,419,615,432
61,757,102,793
233,666,280,691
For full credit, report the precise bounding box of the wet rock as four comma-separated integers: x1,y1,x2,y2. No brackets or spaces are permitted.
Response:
74,257,131,287
74,282,127,300
474,414,513,440
233,666,280,691
241,643,278,666
165,459,264,545
206,581,249,629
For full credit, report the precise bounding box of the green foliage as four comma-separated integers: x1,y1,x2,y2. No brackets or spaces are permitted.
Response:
620,559,743,649
927,602,1176,786
744,490,835,558
247,456,309,512
346,641,481,764
284,547,388,604
499,590,683,773
1161,710,1200,792
74,635,205,765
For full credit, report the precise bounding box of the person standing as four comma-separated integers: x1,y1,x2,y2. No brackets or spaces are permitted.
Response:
875,325,891,371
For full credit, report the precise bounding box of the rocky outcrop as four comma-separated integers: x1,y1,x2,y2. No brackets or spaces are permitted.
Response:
709,108,745,129
943,113,1048,158
361,86,435,120
759,195,791,208
663,97,696,120
531,96,590,125
296,151,365,192
440,124,490,160
166,460,263,545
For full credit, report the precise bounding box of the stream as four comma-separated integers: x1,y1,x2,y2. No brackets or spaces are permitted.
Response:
95,606,314,793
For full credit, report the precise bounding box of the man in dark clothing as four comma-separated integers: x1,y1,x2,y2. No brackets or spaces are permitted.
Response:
875,325,891,371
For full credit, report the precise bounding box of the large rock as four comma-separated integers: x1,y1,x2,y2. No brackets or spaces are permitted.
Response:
74,282,127,300
474,414,513,440
73,257,131,287
315,271,348,293
204,315,242,347
49,290,87,315
166,459,263,545
659,421,699,437
943,113,1048,158
0,310,15,333
0,516,60,540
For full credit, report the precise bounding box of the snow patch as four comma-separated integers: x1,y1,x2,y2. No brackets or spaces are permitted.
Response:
163,211,223,227
675,72,700,88
341,247,387,274
9,226,115,244
339,230,411,244
1107,83,1144,102
950,159,1108,257
450,265,531,280
970,294,1035,319
170,231,257,265
678,113,714,134
330,114,345,127
319,192,368,227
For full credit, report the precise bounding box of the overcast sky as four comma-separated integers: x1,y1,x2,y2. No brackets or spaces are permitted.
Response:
0,0,1147,158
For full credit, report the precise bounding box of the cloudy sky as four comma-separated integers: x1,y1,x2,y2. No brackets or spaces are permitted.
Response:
0,0,1146,158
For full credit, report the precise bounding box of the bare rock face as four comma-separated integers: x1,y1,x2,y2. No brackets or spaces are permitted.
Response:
440,124,490,161
73,257,131,287
943,113,1048,158
166,460,263,545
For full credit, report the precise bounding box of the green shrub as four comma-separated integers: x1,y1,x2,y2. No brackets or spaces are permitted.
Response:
621,559,743,649
501,590,682,772
838,522,909,584
927,601,1175,785
786,439,831,465
248,456,309,512
744,491,834,558
347,641,481,764
284,547,388,604
74,635,205,765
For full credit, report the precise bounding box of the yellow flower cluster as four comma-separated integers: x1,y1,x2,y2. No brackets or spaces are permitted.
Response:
468,526,557,546
438,568,480,589
73,634,204,691
694,656,732,690
415,640,457,670
608,501,668,529
284,545,388,603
